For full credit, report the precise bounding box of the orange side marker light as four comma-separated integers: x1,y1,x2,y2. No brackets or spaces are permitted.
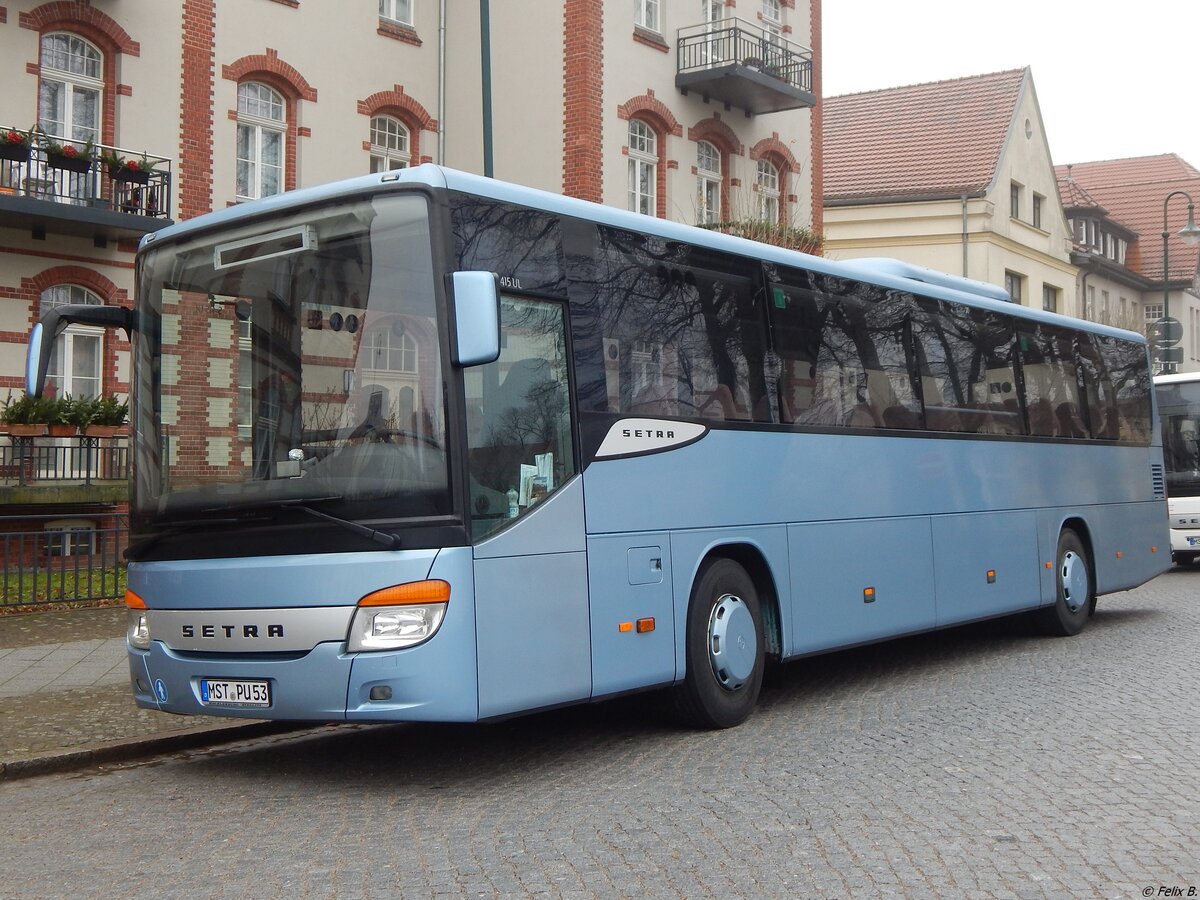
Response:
618,621,633,633
636,617,655,634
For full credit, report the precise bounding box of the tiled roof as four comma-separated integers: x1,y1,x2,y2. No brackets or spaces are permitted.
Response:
1054,154,1200,281
824,68,1026,203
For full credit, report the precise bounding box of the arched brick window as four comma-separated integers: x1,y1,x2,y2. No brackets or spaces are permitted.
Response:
696,141,721,224
688,115,742,225
750,135,797,226
223,52,317,197
369,116,411,172
237,82,285,199
357,86,436,169
39,33,102,149
627,119,659,217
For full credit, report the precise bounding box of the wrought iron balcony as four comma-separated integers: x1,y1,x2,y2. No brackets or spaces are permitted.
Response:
0,131,173,243
676,18,815,116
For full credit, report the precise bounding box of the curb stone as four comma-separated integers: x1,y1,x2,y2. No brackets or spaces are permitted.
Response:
0,720,314,781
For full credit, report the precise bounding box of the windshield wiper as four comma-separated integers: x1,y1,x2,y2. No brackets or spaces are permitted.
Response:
276,501,401,550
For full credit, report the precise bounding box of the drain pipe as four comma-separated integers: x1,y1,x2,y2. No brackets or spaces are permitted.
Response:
438,0,446,163
961,194,969,277
480,0,494,177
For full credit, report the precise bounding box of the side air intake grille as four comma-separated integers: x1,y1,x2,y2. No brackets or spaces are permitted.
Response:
1151,464,1166,500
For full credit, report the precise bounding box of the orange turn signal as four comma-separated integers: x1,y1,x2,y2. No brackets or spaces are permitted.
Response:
636,617,655,634
359,580,450,607
618,621,633,633
125,590,147,609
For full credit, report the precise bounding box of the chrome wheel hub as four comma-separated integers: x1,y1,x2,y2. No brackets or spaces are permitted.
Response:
1060,550,1088,613
708,593,756,691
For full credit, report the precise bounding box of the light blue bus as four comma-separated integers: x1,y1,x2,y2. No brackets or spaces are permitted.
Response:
27,166,1170,728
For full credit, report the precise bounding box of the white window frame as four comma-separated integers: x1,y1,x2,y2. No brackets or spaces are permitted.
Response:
635,0,660,32
756,159,780,223
39,33,102,147
697,141,721,225
627,119,657,217
369,115,411,173
762,0,782,42
44,519,96,558
237,82,286,201
379,0,414,26
41,285,103,399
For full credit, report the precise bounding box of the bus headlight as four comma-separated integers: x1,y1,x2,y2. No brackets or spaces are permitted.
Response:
125,590,152,650
347,580,450,652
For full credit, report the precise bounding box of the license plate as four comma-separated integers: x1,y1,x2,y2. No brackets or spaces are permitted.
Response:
200,678,271,708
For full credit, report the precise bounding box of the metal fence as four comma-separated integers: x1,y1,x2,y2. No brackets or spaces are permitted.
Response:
0,515,128,607
0,435,129,487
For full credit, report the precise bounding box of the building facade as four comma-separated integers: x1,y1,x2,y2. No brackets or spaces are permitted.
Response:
822,68,1077,317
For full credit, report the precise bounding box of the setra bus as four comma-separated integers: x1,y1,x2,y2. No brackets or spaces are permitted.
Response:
1154,372,1200,565
26,165,1170,728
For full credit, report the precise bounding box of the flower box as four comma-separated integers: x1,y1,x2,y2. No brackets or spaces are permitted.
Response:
0,143,30,163
82,424,126,438
47,423,78,437
108,164,150,185
3,424,47,438
47,151,92,173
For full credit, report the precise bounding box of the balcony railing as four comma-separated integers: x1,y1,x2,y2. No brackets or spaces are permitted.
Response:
0,133,172,234
676,18,815,115
1,433,129,488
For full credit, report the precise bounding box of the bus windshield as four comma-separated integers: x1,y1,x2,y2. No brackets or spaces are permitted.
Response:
132,193,450,533
1158,378,1200,497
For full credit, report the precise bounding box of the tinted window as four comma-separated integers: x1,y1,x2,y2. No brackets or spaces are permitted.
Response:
767,269,920,429
1077,335,1150,442
1017,325,1086,438
577,227,768,423
912,300,1022,435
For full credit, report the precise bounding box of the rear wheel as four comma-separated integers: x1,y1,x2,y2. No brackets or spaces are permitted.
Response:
674,558,764,729
1036,529,1093,636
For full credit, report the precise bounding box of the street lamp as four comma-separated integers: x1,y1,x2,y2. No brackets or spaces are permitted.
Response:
1158,191,1200,373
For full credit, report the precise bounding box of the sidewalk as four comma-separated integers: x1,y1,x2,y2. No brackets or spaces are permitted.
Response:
0,606,290,779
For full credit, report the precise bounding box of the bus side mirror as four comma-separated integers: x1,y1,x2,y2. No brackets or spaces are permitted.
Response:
450,271,501,367
26,304,135,396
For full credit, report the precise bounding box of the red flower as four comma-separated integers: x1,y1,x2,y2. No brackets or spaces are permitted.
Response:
126,159,140,171
5,131,24,145
62,145,78,158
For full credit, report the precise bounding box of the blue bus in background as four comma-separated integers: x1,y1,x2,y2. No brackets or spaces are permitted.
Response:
27,165,1170,728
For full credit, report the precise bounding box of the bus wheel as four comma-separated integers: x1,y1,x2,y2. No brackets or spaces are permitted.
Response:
1036,529,1093,637
674,558,764,729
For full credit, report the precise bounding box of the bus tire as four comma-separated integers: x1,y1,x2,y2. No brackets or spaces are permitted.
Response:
1036,529,1093,637
674,558,764,729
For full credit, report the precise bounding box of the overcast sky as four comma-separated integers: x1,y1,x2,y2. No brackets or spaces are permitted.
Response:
821,1,1200,170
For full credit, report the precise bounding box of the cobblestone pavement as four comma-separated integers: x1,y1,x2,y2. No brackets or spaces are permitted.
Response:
0,573,1197,898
